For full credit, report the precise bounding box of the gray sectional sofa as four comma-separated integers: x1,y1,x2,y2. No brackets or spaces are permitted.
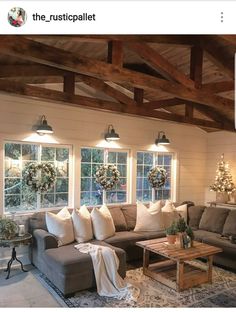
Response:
29,203,236,295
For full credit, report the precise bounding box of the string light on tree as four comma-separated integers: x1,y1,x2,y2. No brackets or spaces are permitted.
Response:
210,154,236,194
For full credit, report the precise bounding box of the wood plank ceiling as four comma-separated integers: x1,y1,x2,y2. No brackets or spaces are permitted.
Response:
0,35,235,132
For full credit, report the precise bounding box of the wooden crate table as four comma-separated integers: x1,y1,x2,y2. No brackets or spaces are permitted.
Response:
136,238,222,292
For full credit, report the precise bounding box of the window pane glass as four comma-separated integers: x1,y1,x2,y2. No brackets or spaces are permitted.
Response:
81,192,91,205
144,153,153,165
117,164,127,177
41,147,55,161
91,192,103,205
5,160,20,177
136,177,143,190
143,190,152,202
5,195,21,212
41,194,55,208
5,143,21,160
137,165,143,177
81,164,91,177
55,193,68,207
92,149,104,163
81,178,91,192
108,152,116,164
56,178,68,193
56,148,69,161
117,152,127,164
5,178,21,195
137,152,144,165
164,155,172,166
22,144,38,160
56,161,68,177
22,192,37,210
81,148,91,163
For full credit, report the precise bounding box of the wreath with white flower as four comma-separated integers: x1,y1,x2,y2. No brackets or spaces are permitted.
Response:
148,166,167,189
23,162,56,193
95,164,120,190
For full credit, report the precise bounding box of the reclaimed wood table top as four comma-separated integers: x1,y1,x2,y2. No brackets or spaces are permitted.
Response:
136,238,222,261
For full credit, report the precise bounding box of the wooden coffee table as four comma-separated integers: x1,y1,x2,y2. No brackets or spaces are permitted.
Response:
136,238,222,292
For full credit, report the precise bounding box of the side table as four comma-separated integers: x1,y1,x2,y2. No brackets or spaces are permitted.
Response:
0,233,32,279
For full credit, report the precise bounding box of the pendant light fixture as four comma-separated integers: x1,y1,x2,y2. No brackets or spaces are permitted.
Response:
155,131,170,145
36,115,54,135
104,125,120,142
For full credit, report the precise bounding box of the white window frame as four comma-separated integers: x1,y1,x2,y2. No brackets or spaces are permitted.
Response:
3,140,73,214
80,146,130,206
136,150,177,202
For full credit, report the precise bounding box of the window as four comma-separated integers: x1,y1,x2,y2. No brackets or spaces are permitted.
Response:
4,142,71,213
136,151,174,202
80,148,128,206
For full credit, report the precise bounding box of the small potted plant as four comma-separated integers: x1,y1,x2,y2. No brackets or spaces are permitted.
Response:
186,226,194,247
166,222,177,244
0,217,18,240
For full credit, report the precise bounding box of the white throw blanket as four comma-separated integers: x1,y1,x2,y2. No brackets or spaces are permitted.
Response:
74,243,140,301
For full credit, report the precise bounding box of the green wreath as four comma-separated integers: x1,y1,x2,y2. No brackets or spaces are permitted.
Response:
23,162,56,193
148,166,167,189
95,164,120,190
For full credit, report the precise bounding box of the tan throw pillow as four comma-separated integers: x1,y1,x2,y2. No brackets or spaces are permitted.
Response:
46,207,74,247
162,200,176,228
162,201,188,228
91,204,115,240
134,201,164,232
72,205,93,243
175,204,187,222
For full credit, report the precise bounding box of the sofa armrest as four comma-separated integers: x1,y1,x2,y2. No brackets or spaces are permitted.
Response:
33,229,58,251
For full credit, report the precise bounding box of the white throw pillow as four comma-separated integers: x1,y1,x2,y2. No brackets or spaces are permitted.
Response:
134,201,164,232
148,200,163,212
72,205,93,243
46,207,74,247
91,204,115,240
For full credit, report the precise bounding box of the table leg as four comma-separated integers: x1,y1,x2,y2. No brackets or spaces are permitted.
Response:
143,249,150,272
176,261,184,291
4,247,28,279
207,255,213,283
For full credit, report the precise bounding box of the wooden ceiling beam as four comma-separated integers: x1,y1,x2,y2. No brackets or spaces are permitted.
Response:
126,41,195,88
78,74,136,106
143,98,184,109
107,40,123,67
0,36,233,113
201,80,234,93
28,35,195,45
0,64,64,77
0,79,233,132
197,35,234,79
134,88,144,105
63,73,75,94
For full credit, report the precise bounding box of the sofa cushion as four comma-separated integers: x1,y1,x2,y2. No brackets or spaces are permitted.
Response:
188,205,206,229
199,207,230,234
202,235,236,257
193,229,219,242
222,210,236,237
121,205,137,230
133,230,166,240
104,231,145,250
108,206,127,232
44,240,126,275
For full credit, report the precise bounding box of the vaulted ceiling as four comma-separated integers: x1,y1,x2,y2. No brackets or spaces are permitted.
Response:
0,35,235,132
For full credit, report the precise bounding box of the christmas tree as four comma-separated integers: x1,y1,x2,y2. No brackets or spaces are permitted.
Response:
210,154,236,194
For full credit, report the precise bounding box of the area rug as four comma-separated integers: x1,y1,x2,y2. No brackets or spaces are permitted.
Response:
35,264,236,307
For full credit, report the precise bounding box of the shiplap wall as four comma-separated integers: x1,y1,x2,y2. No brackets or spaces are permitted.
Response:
205,131,236,203
0,92,208,267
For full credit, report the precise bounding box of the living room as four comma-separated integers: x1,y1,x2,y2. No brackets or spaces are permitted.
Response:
0,31,236,308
